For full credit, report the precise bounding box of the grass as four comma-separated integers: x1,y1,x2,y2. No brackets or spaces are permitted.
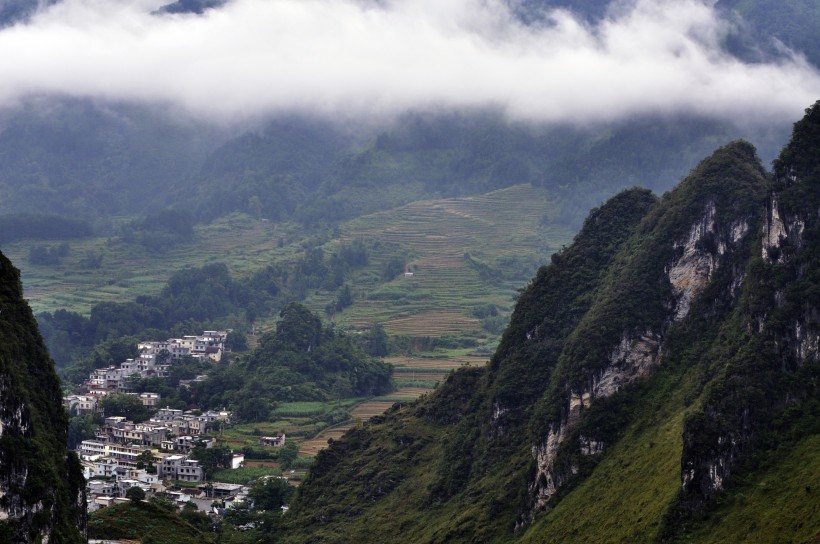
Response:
10,185,571,461
314,184,572,341
219,398,366,460
518,362,697,544
272,399,360,417
88,501,210,544
674,434,820,544
211,466,282,484
3,212,305,316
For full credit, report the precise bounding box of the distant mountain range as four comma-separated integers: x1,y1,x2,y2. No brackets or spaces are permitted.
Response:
0,0,816,233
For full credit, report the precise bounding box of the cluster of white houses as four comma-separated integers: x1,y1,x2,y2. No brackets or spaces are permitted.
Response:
79,409,234,472
82,330,229,397
78,410,254,512
64,330,229,415
138,331,229,362
62,330,295,514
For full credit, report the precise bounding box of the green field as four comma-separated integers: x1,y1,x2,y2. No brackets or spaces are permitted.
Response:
5,185,570,338
3,212,303,316
218,398,363,453
8,184,572,458
331,184,570,340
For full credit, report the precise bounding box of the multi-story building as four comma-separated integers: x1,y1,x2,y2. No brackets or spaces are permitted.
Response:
159,454,204,482
80,440,106,458
63,395,98,415
139,392,160,408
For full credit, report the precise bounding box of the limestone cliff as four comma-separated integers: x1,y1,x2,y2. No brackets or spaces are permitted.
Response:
282,103,820,544
527,140,767,515
0,250,86,543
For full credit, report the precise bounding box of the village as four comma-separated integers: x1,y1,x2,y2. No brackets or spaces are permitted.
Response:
62,330,289,517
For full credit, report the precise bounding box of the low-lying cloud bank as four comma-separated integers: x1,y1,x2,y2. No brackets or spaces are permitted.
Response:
0,0,818,124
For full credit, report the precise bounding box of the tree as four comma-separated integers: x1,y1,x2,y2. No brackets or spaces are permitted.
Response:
136,450,157,473
335,284,353,312
367,323,389,357
249,477,293,511
247,195,263,219
100,393,151,422
272,303,322,352
180,501,211,532
190,444,233,477
148,495,177,512
126,486,145,503
67,414,97,449
156,348,172,365
225,331,248,352
278,441,299,469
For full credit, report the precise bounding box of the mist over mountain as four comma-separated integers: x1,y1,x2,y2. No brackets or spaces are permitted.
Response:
0,1,818,542
0,0,816,123
0,0,816,231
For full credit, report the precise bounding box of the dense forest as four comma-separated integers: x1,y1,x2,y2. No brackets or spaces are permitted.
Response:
0,95,794,252
190,302,393,421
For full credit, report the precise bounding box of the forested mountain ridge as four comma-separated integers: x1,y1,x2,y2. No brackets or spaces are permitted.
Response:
0,250,86,542
282,103,820,543
0,103,791,236
0,0,816,236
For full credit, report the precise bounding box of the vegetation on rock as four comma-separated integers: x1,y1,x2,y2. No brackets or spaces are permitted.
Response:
282,103,820,543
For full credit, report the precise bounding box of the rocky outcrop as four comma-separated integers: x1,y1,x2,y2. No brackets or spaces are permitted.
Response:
668,201,750,320
529,329,663,509
530,422,571,510
0,251,86,542
529,181,760,517
762,192,805,264
595,331,661,397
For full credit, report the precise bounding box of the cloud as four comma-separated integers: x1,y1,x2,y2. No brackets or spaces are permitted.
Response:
0,0,817,124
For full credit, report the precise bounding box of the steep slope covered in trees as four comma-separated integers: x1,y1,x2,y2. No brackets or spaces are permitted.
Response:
0,250,86,542
282,103,820,543
191,303,393,422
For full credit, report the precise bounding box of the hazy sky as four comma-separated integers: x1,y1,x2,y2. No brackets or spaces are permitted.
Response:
0,0,818,124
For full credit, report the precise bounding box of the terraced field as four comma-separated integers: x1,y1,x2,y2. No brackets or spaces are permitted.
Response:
333,184,571,338
290,330,483,456
390,355,488,387
298,387,431,456
9,184,571,459
2,213,301,316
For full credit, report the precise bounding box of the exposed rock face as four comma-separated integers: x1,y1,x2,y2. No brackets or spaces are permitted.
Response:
791,317,820,365
529,329,664,509
762,192,805,263
531,423,570,509
529,185,759,516
0,250,86,542
676,112,820,520
669,201,750,320
759,188,818,367
669,202,722,321
596,331,661,397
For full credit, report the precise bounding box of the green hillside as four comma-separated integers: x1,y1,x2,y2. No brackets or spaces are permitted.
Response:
88,500,211,544
6,184,572,374
281,103,820,543
0,250,86,542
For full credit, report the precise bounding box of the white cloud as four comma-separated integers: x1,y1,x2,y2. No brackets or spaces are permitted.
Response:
0,0,817,124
